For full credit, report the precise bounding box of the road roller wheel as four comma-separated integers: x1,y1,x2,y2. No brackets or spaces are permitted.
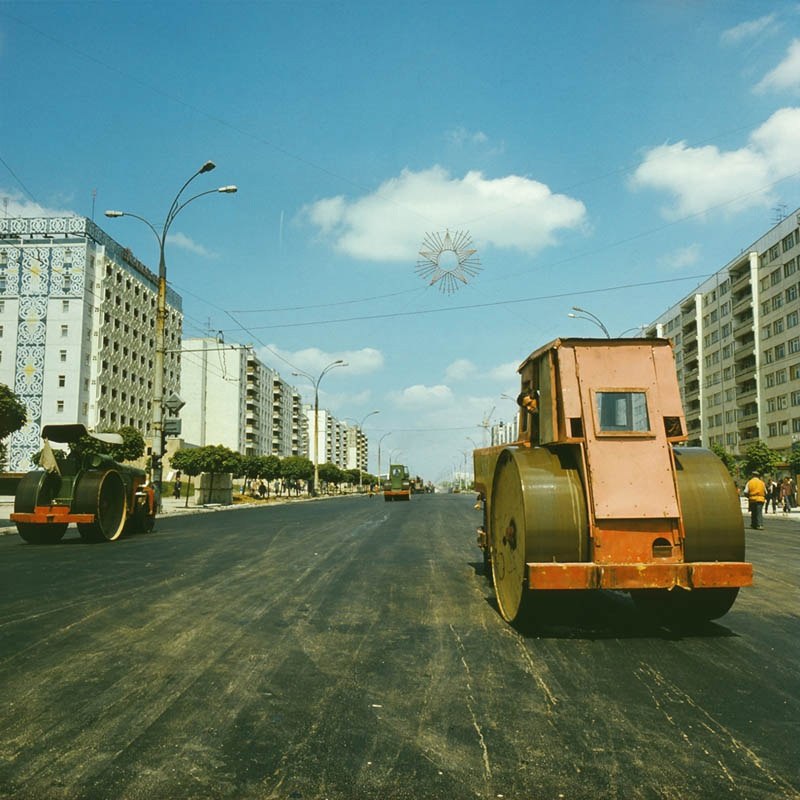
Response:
632,588,739,625
14,471,68,544
489,446,589,624
74,469,127,542
673,447,745,563
16,522,68,544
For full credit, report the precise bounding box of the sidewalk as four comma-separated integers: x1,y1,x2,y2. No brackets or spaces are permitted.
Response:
0,491,340,536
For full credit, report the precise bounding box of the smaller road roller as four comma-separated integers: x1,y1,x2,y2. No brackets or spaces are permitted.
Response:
383,464,411,501
11,424,156,544
474,338,752,625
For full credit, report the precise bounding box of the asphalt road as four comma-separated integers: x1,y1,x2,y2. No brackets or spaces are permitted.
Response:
0,494,797,800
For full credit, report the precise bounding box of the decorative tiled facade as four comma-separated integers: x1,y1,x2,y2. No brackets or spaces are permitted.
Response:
0,217,182,471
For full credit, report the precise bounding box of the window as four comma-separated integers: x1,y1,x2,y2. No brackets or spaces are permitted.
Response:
60,324,68,337
59,350,67,362
771,268,782,286
774,318,784,334
58,375,65,388
788,310,799,328
595,391,650,433
786,284,799,303
56,401,64,413
772,295,783,311
785,258,797,278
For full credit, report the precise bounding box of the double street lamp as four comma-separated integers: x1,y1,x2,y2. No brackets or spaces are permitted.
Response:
292,359,348,495
343,410,380,492
105,160,237,506
567,306,611,338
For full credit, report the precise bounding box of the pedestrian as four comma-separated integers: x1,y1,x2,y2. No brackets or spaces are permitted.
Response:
743,471,766,530
780,477,793,514
766,477,778,513
173,471,181,500
258,480,266,499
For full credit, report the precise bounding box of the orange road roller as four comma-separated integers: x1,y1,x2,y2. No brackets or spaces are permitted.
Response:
473,338,752,625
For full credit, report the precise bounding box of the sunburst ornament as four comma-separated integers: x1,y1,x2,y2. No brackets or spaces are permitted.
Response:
416,230,481,294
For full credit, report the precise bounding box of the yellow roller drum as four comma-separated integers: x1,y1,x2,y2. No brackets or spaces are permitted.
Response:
673,447,745,563
489,446,588,623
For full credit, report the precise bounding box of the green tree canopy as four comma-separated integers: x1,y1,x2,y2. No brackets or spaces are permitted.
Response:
318,462,344,491
0,384,27,441
710,442,738,477
742,441,780,477
280,455,313,484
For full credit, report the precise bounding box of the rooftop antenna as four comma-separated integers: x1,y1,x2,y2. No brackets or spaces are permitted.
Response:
91,188,97,221
772,204,787,225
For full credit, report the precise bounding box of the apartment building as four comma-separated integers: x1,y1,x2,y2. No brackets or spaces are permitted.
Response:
644,210,800,453
180,337,305,458
0,216,182,471
302,406,368,472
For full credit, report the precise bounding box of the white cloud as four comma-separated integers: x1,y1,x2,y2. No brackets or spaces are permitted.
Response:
659,244,702,272
720,14,777,45
0,189,75,218
444,358,476,381
755,38,800,93
392,384,454,409
446,127,490,147
302,166,587,261
488,360,520,382
259,344,384,378
167,231,213,257
629,107,800,218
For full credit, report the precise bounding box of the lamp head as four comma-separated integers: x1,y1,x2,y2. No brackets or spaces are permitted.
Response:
217,185,238,193
199,161,216,173
104,210,124,218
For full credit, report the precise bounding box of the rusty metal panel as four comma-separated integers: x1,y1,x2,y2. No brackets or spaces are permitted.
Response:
556,346,582,437
527,561,753,590
573,343,680,519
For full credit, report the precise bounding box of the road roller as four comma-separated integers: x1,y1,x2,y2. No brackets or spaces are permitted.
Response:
383,464,411,501
11,424,156,544
473,338,752,625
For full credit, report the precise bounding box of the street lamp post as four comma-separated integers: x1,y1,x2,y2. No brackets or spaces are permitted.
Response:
568,306,611,338
376,431,392,487
106,161,237,508
344,411,380,492
293,360,348,496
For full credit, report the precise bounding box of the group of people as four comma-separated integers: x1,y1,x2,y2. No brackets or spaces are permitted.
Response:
742,471,796,530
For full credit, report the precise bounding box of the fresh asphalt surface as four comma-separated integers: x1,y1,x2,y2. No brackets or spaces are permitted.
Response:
0,493,797,800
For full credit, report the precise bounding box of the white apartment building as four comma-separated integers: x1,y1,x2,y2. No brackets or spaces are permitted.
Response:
0,216,181,471
302,406,368,472
180,337,305,457
645,210,800,453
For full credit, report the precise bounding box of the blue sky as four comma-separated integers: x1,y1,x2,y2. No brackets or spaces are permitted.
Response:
2,1,800,482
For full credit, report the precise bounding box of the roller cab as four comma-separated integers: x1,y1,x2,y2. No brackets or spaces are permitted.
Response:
383,463,411,501
474,338,752,625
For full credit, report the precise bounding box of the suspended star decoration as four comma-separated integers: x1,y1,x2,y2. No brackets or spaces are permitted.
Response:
415,230,481,294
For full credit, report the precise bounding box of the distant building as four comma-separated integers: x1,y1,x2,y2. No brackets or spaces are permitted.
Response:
302,406,368,472
179,337,305,457
0,216,181,470
644,210,800,453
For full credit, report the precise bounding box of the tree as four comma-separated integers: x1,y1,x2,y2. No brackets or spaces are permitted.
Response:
0,384,27,469
280,456,313,495
787,443,800,478
239,454,263,496
171,447,203,508
193,445,242,503
318,462,344,493
107,426,145,463
257,455,281,496
710,442,738,477
742,441,780,478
